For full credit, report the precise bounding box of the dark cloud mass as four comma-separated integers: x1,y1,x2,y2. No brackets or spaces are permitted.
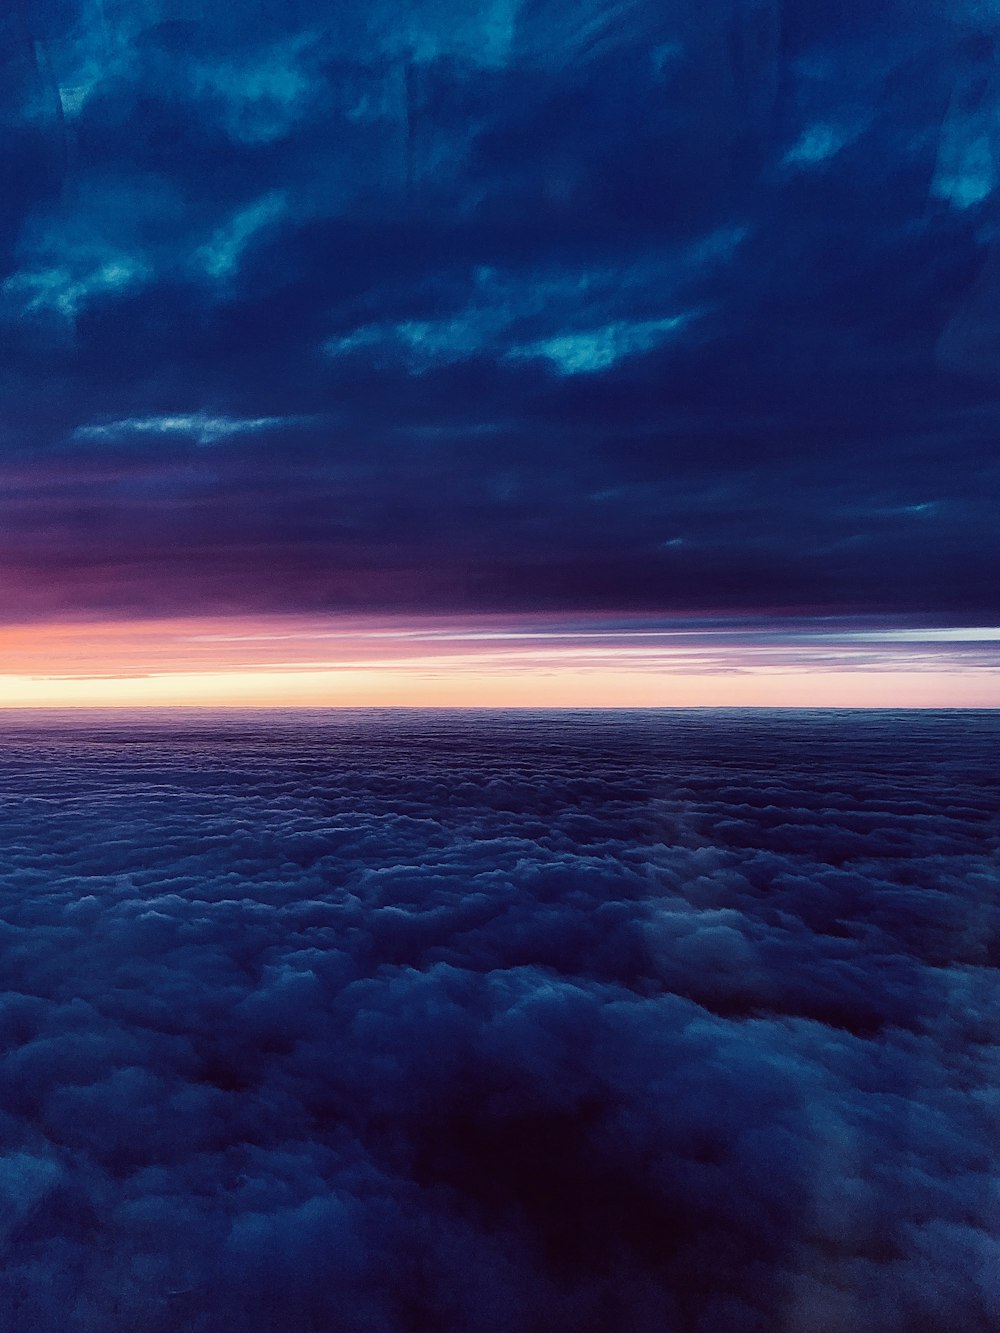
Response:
1,0,1000,620
0,710,997,1329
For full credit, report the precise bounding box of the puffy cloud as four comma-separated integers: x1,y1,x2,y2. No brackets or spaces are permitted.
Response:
0,710,996,1328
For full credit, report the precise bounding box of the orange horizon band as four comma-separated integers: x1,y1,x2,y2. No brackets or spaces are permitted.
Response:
0,614,996,708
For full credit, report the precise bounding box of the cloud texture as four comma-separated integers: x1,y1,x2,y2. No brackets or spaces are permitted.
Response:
0,710,997,1329
1,1,1000,621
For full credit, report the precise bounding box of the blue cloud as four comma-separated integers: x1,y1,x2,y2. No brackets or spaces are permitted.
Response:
0,711,997,1328
1,0,1000,620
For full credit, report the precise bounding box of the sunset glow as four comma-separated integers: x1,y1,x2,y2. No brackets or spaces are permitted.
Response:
1,616,997,708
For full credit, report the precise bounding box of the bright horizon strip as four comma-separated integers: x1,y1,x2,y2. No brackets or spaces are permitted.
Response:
0,614,998,708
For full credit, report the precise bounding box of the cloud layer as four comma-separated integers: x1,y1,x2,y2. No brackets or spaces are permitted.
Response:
0,710,997,1329
1,1,1000,621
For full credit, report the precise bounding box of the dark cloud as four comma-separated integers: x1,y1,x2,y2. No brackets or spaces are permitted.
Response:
0,710,997,1329
1,1,999,621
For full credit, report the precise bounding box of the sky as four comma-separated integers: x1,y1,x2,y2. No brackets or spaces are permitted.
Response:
2,0,1000,704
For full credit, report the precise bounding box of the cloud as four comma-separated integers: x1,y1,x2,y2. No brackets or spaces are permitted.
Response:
1,0,1000,623
194,193,288,280
189,34,322,144
505,314,692,374
322,253,720,376
0,711,997,1328
71,412,318,446
781,122,857,167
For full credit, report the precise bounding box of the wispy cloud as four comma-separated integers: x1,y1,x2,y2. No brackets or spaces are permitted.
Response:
72,413,320,447
194,193,288,280
505,315,693,374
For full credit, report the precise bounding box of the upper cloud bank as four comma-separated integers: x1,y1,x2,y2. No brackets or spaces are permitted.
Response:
1,1,1000,623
